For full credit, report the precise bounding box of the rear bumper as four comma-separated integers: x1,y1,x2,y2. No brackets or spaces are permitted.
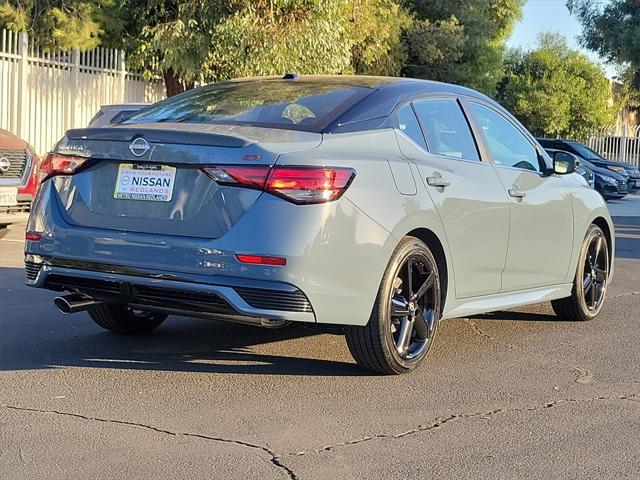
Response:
25,255,316,324
25,180,395,326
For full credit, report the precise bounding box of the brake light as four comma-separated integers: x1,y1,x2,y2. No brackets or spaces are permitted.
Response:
201,165,355,205
236,254,287,266
39,153,88,183
266,167,355,204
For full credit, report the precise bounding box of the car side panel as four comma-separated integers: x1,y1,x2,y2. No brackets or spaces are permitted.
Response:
300,129,458,316
492,168,575,291
396,135,510,298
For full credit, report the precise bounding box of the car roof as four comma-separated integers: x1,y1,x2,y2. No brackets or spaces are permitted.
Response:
123,75,503,134
255,75,498,131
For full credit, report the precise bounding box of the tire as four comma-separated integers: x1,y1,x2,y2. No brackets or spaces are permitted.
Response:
345,237,442,375
89,304,167,334
551,224,609,322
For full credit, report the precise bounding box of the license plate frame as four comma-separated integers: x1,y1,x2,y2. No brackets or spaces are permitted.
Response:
114,163,177,202
0,186,18,207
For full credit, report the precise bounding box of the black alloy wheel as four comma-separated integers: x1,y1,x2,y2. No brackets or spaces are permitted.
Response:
345,237,442,374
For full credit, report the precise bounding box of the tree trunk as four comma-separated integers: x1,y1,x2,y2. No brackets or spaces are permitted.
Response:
163,68,193,97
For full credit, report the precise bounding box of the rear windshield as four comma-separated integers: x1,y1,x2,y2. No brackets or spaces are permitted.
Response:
123,81,373,132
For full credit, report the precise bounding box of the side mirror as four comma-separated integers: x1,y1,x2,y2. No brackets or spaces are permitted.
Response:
553,151,577,175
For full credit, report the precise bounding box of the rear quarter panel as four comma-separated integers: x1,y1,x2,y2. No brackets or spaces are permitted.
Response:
281,129,455,318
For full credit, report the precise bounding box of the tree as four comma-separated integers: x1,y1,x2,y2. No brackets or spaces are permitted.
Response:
0,0,526,97
402,0,525,95
0,1,120,51
569,0,640,89
496,34,614,139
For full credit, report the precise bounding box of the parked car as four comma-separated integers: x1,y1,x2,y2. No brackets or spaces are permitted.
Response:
88,103,149,128
0,129,39,237
25,75,614,374
544,149,594,188
544,148,627,200
537,138,640,194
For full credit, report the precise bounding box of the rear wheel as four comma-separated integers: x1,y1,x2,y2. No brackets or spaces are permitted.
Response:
345,237,441,375
89,304,167,334
551,224,609,321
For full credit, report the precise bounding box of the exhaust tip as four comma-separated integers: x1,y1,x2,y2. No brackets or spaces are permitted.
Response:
54,296,73,314
54,294,101,314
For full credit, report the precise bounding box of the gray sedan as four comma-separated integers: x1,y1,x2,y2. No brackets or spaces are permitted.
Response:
25,75,614,374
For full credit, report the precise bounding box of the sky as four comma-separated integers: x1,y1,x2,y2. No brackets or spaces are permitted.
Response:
507,0,616,77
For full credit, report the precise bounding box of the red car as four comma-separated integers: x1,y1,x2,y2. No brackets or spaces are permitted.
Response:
0,129,39,236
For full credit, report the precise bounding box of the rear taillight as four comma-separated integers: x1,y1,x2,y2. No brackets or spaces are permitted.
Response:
202,165,355,205
266,167,355,204
25,231,42,241
39,153,88,184
202,166,270,188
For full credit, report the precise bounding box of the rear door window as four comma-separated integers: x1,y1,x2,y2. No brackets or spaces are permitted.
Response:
413,99,480,162
395,104,427,150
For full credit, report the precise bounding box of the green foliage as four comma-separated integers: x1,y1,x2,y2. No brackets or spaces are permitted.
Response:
0,0,525,99
204,1,353,81
497,34,614,138
569,0,640,89
0,1,118,51
0,2,28,31
403,0,525,94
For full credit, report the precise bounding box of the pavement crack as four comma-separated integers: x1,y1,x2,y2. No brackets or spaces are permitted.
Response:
1,404,298,480
290,393,639,457
463,319,493,340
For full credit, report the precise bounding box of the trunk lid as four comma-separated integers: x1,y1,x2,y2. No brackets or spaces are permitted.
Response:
52,123,322,239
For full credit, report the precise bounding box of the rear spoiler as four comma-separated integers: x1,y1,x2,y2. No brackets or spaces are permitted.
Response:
66,128,250,148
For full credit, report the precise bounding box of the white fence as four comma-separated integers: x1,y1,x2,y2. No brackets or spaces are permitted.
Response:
0,29,165,155
585,126,640,168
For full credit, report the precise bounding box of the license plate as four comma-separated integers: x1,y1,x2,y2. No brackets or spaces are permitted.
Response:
114,164,176,202
0,187,18,207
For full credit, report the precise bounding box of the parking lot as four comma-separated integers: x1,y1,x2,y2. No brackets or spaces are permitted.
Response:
1,197,639,479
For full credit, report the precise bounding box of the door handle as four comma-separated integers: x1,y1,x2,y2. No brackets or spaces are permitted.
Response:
426,176,450,188
508,188,526,199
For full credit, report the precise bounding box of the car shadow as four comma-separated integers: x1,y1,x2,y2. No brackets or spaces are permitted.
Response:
0,267,366,377
467,310,560,323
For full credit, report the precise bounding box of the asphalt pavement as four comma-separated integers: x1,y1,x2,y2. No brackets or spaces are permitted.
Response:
1,197,639,479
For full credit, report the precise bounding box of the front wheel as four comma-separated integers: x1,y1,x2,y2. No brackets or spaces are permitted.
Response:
551,224,610,321
89,304,167,334
345,237,442,375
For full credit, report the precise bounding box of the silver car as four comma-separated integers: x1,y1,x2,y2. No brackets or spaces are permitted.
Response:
25,76,614,374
